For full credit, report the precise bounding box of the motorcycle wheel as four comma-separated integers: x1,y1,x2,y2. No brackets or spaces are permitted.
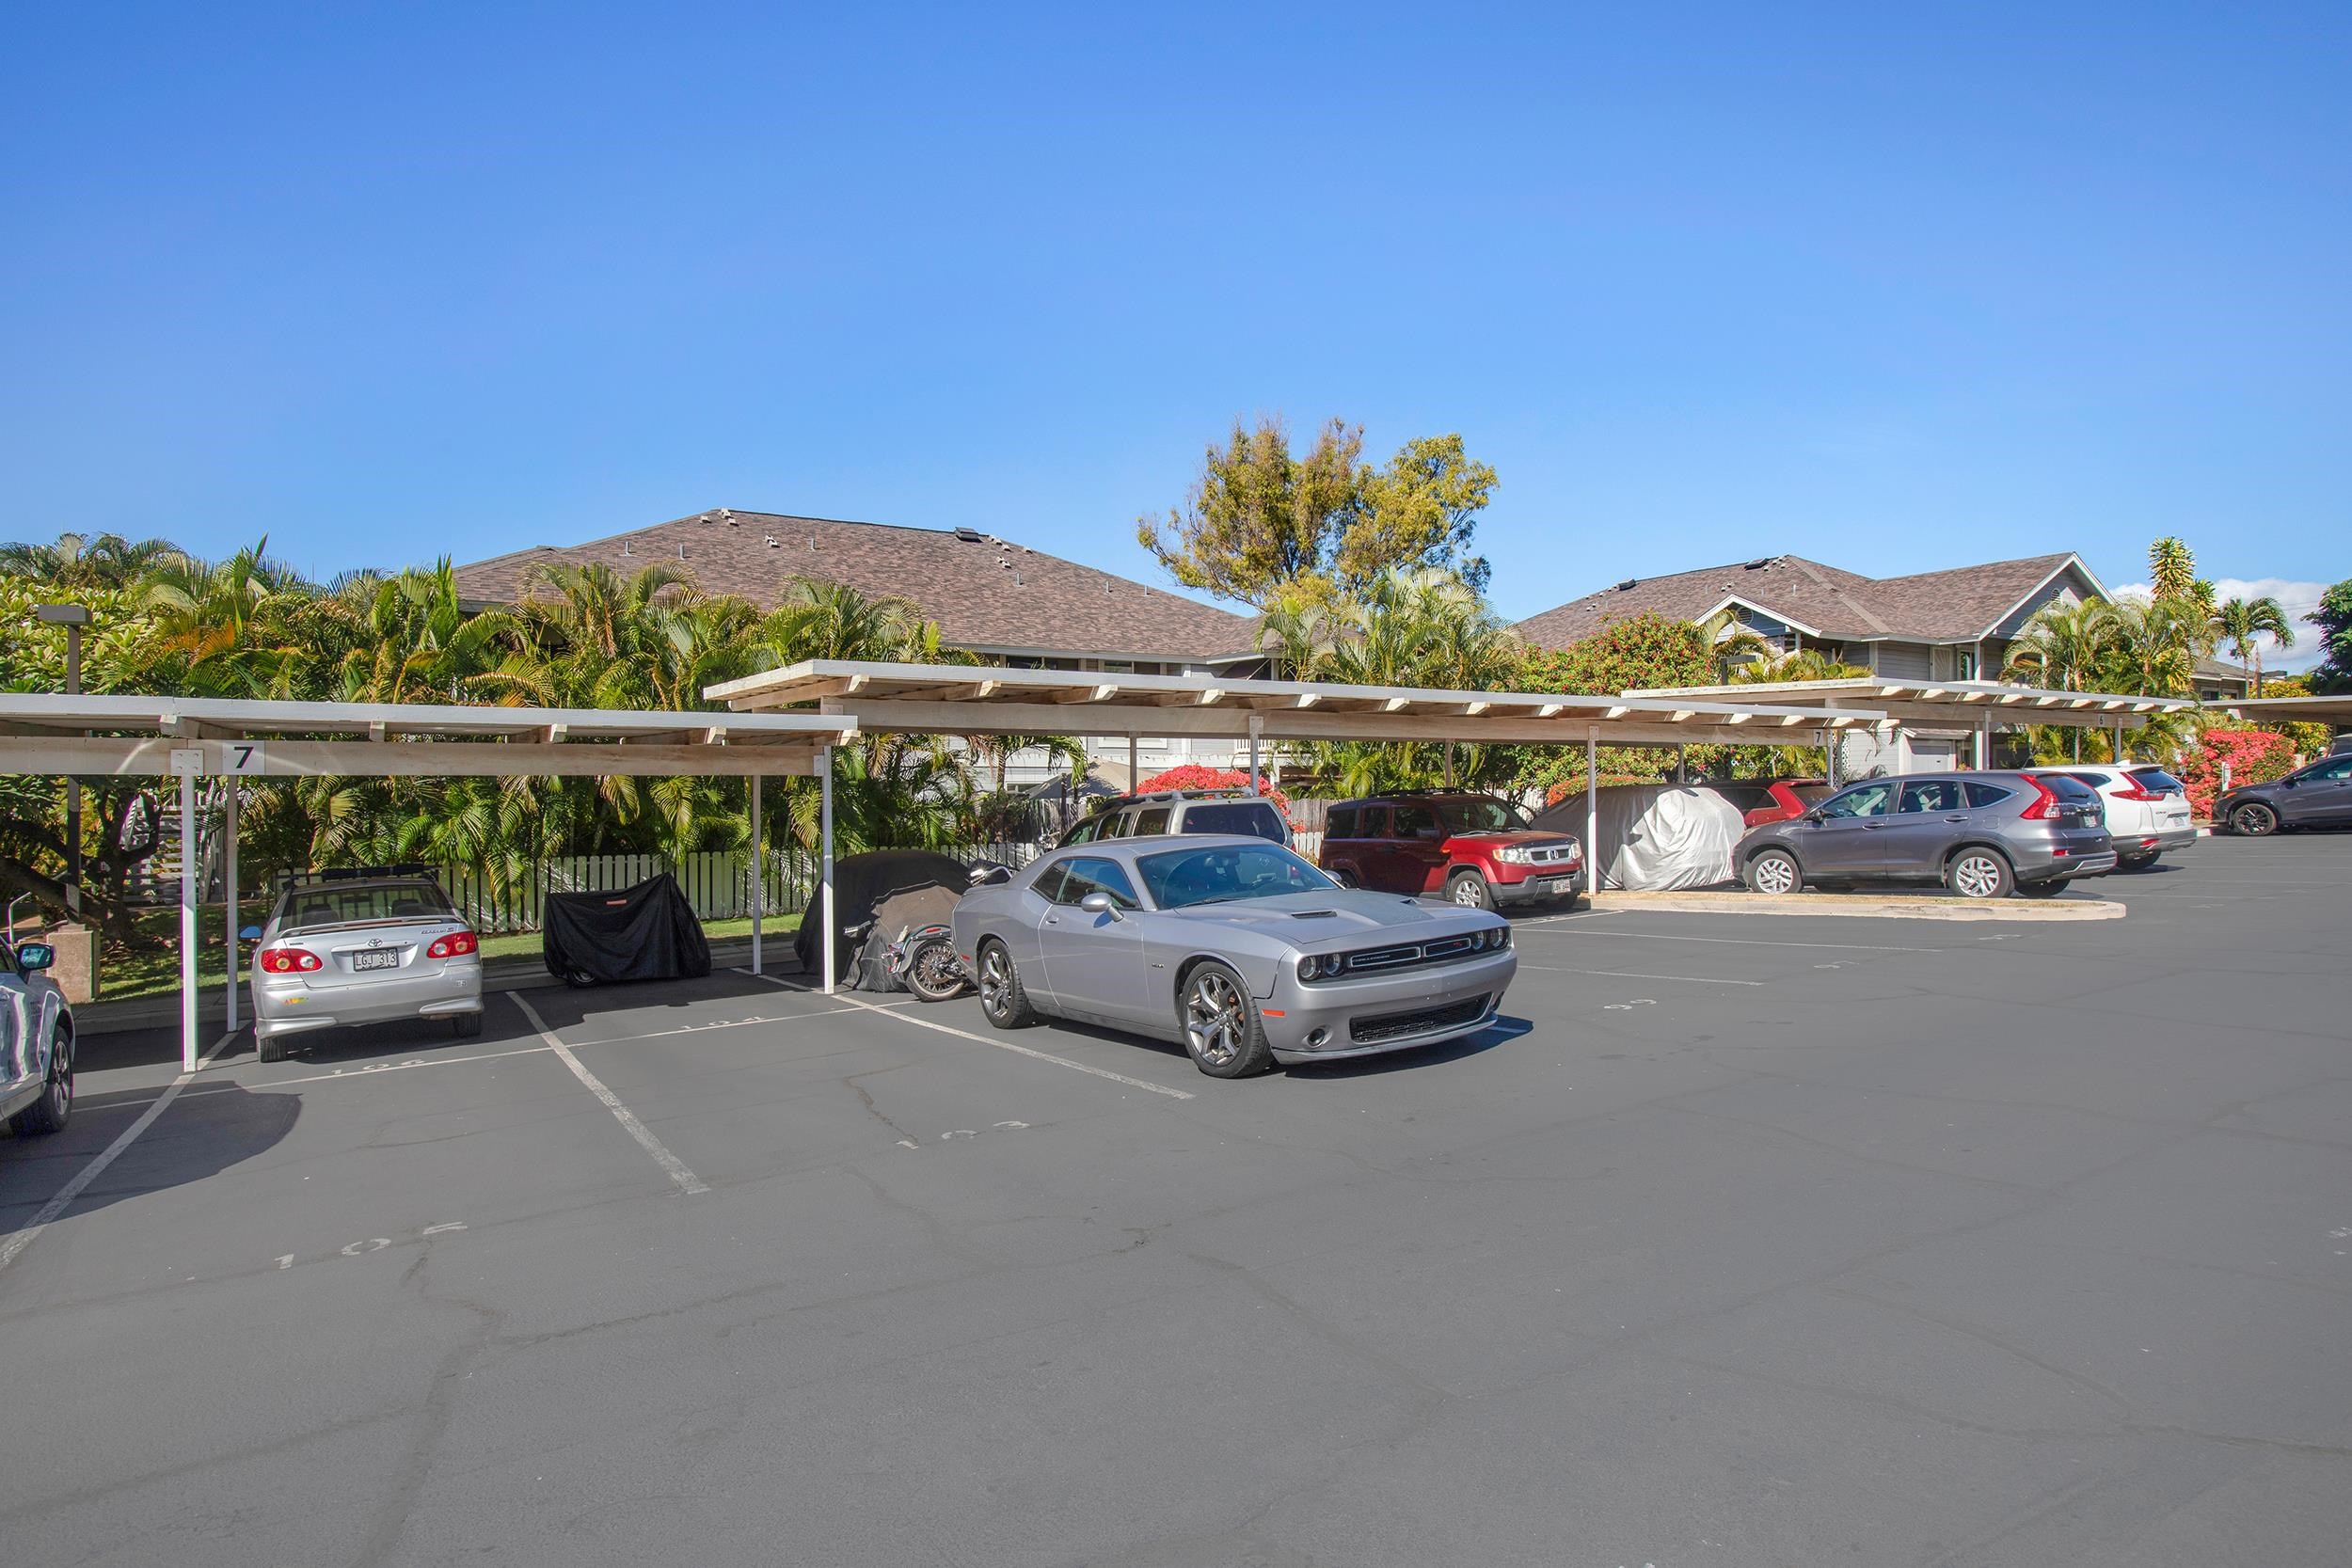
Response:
907,937,968,1002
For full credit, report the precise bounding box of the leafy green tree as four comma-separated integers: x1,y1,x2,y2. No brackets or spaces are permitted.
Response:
1521,613,1710,698
1136,417,1497,603
2212,595,2296,695
2148,537,2199,605
2305,579,2352,694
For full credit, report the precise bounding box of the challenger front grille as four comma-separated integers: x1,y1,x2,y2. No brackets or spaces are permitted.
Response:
1349,994,1490,1044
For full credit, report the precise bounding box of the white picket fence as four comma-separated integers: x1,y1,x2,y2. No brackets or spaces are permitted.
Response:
432,841,1041,935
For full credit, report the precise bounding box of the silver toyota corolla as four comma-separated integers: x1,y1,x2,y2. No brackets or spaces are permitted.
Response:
250,875,485,1060
951,835,1517,1077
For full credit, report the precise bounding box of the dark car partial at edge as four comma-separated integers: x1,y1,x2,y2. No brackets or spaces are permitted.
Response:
1736,770,2117,899
2215,752,2352,836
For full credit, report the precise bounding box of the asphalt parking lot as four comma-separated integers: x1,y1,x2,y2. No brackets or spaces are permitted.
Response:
4,836,2347,1566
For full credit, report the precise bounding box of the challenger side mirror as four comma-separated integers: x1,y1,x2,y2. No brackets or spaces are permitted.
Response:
16,942,55,972
968,861,1011,887
1078,891,1119,917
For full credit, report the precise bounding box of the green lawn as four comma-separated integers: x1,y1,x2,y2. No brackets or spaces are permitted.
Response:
86,906,807,1005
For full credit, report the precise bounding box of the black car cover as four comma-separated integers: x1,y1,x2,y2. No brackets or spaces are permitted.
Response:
794,848,969,985
543,873,713,987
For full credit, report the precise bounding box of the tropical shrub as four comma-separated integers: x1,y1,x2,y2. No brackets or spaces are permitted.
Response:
2176,727,2296,818
1136,765,1295,828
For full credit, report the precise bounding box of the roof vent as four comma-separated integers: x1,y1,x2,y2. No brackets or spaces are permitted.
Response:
1615,578,1637,591
677,545,688,560
808,535,817,551
763,534,779,547
954,527,984,543
622,541,632,556
1744,557,1773,569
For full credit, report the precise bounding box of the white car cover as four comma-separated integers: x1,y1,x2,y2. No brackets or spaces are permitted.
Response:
1534,784,1747,891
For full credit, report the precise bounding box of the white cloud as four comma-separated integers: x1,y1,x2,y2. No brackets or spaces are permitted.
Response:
2107,578,2330,671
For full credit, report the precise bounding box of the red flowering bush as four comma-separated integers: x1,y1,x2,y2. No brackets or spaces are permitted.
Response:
1136,765,1295,828
2177,727,2296,818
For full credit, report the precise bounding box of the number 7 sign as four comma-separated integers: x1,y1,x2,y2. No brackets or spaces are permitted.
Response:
220,741,267,775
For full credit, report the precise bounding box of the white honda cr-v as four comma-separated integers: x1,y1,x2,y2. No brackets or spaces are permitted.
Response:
2028,765,2196,871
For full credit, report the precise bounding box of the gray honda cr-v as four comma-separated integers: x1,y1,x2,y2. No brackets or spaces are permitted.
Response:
1737,771,2116,898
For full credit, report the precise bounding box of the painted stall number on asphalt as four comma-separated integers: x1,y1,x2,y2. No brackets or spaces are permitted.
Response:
922,1120,1033,1147
275,1221,467,1271
1602,999,1657,1011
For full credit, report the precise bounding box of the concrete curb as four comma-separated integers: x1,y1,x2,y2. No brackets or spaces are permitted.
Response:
71,936,798,1037
1586,890,2126,922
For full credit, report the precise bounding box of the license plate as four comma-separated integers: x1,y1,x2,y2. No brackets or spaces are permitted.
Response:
1539,877,1574,894
351,949,400,972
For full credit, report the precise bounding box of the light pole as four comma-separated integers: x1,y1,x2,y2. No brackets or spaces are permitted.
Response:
35,604,91,912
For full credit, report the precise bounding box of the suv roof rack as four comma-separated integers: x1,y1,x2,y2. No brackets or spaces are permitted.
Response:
1084,786,1260,814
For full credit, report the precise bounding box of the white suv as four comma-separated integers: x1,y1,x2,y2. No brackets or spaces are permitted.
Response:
2029,765,2195,871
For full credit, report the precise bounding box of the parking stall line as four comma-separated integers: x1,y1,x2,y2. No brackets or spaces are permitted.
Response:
1519,928,1944,955
1517,964,1764,986
510,993,710,1196
0,1028,241,1277
750,974,1196,1101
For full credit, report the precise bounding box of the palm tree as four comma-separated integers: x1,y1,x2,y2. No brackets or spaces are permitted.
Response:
2002,598,2115,692
747,578,936,668
2098,596,2197,699
1730,647,1867,685
1255,582,1334,680
2212,595,2295,696
1696,608,1771,683
0,531,186,589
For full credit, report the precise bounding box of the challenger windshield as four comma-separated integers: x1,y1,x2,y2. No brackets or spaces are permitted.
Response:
1136,844,1337,909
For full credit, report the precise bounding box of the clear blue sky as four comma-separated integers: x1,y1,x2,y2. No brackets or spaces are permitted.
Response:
5,3,2345,653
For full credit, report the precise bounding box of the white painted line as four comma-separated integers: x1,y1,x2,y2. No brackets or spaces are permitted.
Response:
1518,963,1764,987
749,973,1195,1101
510,993,709,1196
0,1029,240,1277
1511,909,1620,927
1521,928,1941,954
83,1000,909,1114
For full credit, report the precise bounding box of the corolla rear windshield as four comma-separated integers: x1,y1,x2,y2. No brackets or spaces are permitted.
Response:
1433,798,1533,832
1136,844,1336,909
282,880,457,931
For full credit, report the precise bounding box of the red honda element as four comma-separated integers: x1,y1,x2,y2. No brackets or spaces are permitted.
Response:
1318,793,1584,911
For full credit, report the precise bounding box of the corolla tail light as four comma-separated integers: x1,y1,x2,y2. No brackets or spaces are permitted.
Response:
257,947,323,974
427,930,480,959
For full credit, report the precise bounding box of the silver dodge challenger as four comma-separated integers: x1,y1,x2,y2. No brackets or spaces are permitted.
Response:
952,835,1517,1077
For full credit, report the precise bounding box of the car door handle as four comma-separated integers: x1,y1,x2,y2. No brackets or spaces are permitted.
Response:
1943,815,1967,823
1043,915,1060,926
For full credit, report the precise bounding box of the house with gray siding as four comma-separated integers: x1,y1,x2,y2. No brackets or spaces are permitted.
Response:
1517,551,2111,685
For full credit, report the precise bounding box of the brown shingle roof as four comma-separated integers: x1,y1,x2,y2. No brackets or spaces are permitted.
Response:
453,509,1259,664
1517,552,2087,648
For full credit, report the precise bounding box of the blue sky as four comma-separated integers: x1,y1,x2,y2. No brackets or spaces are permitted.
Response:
4,4,2344,662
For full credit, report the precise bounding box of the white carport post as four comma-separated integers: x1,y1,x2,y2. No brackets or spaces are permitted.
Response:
223,781,238,1034
177,766,199,1073
1127,732,1137,792
1584,725,1599,897
818,745,836,996
2114,719,2128,764
749,773,763,975
1247,713,1263,794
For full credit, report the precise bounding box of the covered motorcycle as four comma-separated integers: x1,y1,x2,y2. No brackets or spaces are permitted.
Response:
542,873,713,987
793,848,971,986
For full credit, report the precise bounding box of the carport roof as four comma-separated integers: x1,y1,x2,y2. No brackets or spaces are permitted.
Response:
705,658,1883,746
1620,678,2195,729
2214,693,2352,727
0,693,858,777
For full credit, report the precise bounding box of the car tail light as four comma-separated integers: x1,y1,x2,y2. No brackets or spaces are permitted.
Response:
2018,775,2064,820
427,930,479,959
2111,783,2163,802
258,947,323,974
